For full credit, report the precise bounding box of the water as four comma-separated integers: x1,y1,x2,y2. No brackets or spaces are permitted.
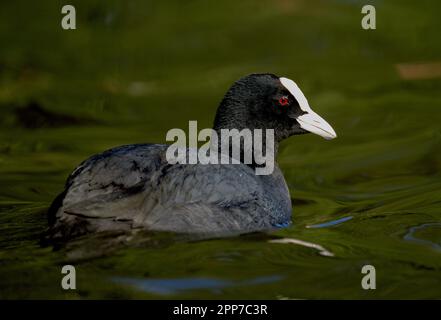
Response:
306,216,353,228
403,223,441,252
112,275,284,295
1,0,441,299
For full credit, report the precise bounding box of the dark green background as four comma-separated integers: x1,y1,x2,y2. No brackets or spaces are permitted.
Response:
0,0,440,299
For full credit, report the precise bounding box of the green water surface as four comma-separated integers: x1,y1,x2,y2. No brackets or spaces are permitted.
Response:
0,0,441,299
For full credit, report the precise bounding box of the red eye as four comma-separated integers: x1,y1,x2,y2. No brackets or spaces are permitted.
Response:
279,96,289,106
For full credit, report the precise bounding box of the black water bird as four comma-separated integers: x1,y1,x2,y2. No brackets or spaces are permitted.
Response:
45,74,336,242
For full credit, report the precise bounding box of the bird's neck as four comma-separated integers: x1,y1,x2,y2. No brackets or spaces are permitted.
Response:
212,98,280,168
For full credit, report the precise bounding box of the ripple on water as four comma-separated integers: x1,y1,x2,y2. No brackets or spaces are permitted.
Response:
306,216,353,229
403,223,441,252
112,275,283,295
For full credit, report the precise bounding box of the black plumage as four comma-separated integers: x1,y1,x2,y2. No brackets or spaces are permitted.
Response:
44,74,336,242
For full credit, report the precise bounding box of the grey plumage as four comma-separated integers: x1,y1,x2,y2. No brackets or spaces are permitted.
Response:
46,144,291,241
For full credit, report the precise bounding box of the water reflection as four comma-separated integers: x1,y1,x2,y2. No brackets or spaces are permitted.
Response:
112,275,283,295
403,223,441,252
306,216,353,229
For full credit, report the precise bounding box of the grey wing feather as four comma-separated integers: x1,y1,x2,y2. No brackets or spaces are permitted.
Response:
47,144,270,239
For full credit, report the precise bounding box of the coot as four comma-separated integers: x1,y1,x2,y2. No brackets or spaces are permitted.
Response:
45,74,336,242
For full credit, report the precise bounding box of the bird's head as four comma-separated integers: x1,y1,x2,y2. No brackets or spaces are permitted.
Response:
213,73,337,142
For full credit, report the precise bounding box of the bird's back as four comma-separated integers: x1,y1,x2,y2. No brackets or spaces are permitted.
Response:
45,143,292,242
